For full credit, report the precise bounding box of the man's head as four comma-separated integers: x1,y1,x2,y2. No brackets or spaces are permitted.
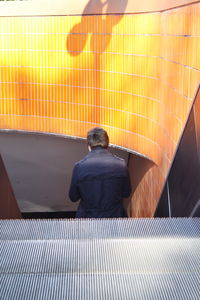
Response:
87,127,109,149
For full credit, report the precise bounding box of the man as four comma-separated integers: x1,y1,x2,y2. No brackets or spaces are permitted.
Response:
69,127,132,218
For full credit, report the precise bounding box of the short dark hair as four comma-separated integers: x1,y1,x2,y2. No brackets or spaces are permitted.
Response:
87,127,109,148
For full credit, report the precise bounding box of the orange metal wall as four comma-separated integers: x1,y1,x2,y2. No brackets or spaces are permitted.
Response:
127,3,200,217
0,3,199,216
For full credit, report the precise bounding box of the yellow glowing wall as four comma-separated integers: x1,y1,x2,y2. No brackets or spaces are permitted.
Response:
0,3,199,185
0,14,160,157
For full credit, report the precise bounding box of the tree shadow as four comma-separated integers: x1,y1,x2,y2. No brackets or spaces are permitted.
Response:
66,0,128,56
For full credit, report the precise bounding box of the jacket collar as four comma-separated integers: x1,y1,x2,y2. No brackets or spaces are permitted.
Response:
90,146,108,153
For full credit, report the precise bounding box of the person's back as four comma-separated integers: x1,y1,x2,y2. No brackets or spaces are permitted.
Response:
69,128,131,218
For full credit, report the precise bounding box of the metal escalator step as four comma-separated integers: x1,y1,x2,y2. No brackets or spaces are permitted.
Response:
1,218,199,300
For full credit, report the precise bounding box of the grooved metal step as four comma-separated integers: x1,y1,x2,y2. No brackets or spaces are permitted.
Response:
1,218,199,300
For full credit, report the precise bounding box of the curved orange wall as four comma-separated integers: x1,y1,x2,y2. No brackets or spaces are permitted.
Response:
0,2,199,215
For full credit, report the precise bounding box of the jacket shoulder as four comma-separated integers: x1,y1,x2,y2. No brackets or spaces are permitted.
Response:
75,153,90,166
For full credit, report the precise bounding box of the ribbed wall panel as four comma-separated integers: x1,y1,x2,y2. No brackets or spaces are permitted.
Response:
0,4,199,166
1,219,199,300
0,3,199,217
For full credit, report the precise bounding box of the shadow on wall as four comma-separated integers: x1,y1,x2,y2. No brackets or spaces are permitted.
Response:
66,0,128,55
66,0,128,125
1,65,44,121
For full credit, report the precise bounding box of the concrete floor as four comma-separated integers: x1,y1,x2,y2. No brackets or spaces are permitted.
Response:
0,131,129,212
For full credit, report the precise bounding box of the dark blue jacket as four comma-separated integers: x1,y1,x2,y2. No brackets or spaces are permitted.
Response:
69,147,131,218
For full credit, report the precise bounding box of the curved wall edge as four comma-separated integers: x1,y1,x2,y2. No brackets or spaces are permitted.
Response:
0,129,150,161
0,0,198,17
